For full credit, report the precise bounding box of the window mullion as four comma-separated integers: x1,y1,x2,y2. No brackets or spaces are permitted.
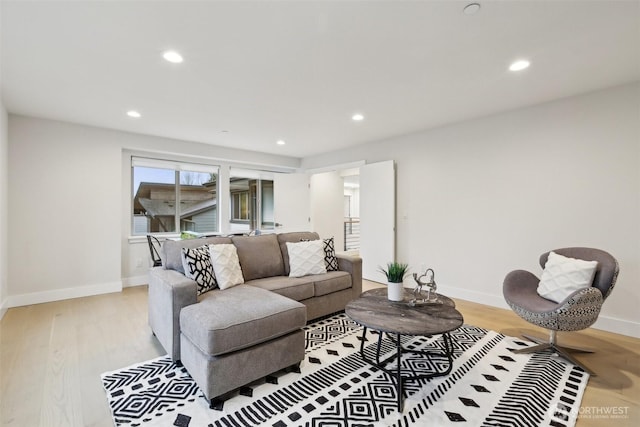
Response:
256,179,262,230
175,170,180,233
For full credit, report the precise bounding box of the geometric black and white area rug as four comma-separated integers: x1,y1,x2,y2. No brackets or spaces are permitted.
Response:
101,313,589,426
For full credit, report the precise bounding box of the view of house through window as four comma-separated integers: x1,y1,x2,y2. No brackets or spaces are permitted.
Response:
132,158,219,235
229,168,275,233
179,171,218,233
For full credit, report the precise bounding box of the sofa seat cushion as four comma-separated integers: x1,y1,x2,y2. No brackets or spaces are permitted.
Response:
313,271,352,297
180,285,306,356
246,276,315,301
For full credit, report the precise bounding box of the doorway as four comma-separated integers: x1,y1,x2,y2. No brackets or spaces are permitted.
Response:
343,174,360,254
308,161,395,282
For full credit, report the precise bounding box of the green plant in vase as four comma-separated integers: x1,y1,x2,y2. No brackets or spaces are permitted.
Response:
379,262,410,283
379,262,409,301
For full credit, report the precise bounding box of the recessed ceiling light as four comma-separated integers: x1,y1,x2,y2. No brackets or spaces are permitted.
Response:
127,110,141,118
509,60,530,71
463,3,481,15
352,113,364,121
163,50,183,63
276,140,286,146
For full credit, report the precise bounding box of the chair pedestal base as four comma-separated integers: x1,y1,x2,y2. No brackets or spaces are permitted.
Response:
513,331,596,376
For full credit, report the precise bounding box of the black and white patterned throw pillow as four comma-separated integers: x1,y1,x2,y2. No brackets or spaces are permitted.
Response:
323,237,339,272
181,245,217,295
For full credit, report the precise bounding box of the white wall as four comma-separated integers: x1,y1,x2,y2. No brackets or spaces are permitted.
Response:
7,115,300,305
8,117,124,304
310,171,345,251
302,82,640,338
0,2,7,318
0,97,8,318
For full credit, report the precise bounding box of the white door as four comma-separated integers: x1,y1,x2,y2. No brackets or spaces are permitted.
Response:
310,171,345,250
360,160,396,282
273,173,310,232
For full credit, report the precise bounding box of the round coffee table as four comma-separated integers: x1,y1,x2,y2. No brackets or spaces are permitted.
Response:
345,288,464,412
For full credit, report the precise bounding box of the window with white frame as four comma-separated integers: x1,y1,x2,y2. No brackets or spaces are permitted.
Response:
231,192,250,221
132,157,219,235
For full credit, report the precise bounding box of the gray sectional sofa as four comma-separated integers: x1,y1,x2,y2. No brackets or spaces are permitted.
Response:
147,231,362,405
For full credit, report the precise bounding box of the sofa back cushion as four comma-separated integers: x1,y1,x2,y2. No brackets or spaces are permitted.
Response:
231,234,285,281
163,236,232,274
277,231,320,275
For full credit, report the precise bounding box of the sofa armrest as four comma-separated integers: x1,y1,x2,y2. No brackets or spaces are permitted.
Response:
337,254,363,299
148,267,197,361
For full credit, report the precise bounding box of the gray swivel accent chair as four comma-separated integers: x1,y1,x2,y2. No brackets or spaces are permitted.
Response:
503,247,619,375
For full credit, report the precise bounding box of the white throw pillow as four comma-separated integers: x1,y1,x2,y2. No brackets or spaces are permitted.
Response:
208,244,244,290
287,240,327,278
537,251,598,303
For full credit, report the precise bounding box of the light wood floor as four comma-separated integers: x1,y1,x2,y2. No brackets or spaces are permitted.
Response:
1,282,637,426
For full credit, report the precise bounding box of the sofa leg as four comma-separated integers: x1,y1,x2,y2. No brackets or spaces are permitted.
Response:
285,362,301,373
209,390,235,410
209,397,224,410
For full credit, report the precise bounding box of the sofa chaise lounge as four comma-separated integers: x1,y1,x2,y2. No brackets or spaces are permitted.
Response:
148,231,362,405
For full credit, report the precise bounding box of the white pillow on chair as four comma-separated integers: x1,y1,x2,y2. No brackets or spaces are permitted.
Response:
537,251,598,303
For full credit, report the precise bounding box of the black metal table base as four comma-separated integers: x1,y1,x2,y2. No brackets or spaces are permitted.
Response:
358,327,455,412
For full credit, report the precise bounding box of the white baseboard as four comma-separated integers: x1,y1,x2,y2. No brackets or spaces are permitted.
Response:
437,284,511,311
437,283,640,339
122,275,148,288
6,281,122,308
592,316,640,339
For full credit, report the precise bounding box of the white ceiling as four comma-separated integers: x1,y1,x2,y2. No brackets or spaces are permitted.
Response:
2,1,639,158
